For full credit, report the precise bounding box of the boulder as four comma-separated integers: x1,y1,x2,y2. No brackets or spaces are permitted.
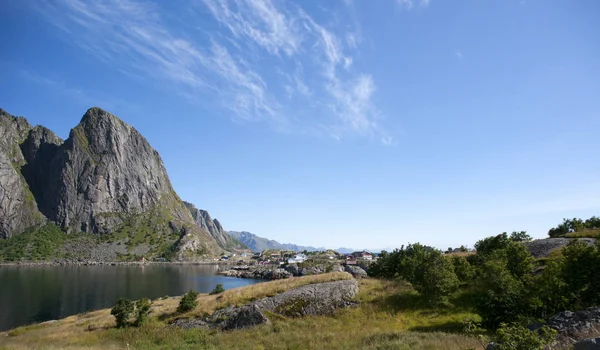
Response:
345,265,368,278
547,307,600,337
284,264,300,276
212,304,270,330
172,279,359,330
253,279,359,317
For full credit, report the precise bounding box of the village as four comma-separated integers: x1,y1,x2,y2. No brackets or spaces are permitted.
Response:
215,249,376,280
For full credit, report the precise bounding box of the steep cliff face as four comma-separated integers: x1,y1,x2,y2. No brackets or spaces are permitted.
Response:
0,109,46,238
184,201,246,251
39,107,182,234
0,107,223,259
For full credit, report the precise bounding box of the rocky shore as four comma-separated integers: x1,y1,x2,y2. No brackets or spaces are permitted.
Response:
217,263,368,280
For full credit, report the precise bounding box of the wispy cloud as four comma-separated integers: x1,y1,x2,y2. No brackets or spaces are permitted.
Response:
454,49,464,59
397,0,431,9
36,0,391,142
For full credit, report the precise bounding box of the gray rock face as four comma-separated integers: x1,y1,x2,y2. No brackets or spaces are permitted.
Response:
547,307,600,338
524,238,596,258
0,109,46,238
575,338,600,350
40,107,183,234
212,304,270,330
345,265,368,278
184,201,245,252
253,279,359,317
174,279,359,330
20,125,63,201
0,107,224,259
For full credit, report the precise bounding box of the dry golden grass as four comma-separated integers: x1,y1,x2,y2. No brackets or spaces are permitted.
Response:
0,272,484,350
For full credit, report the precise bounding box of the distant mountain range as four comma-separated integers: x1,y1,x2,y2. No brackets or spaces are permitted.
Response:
227,231,328,253
227,231,368,254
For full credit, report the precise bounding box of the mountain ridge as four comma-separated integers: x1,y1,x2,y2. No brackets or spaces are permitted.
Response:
0,107,239,261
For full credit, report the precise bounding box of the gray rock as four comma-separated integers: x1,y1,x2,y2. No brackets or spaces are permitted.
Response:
485,342,500,350
213,304,270,330
575,338,600,350
173,279,359,330
184,201,245,252
0,109,47,238
524,238,596,259
345,265,368,278
284,264,300,276
0,107,225,259
548,307,600,338
171,318,209,329
253,279,359,317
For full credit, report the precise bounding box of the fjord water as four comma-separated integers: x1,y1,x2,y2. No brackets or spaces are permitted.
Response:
0,264,263,331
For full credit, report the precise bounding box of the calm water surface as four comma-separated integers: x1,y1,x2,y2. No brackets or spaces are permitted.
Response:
0,264,263,331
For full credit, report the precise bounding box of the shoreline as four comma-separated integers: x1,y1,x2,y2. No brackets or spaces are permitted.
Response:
0,260,236,267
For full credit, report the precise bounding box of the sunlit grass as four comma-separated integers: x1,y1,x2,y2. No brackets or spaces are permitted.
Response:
0,273,484,350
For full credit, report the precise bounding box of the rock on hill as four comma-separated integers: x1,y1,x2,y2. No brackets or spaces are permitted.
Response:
0,107,231,260
228,231,325,252
184,202,246,252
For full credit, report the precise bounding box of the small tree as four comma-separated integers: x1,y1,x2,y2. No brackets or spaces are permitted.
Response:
111,298,134,328
133,298,152,327
177,290,199,313
209,284,225,295
451,255,476,283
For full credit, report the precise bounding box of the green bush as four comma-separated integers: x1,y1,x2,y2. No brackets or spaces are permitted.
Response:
450,255,475,283
177,290,199,313
134,298,152,326
111,298,134,328
209,284,225,295
368,243,459,302
474,242,539,328
493,323,556,350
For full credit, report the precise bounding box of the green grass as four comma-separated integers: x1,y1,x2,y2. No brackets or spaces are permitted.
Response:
0,223,67,262
0,275,484,350
564,228,600,239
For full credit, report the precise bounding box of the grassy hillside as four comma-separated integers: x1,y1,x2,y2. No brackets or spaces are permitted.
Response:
0,273,483,350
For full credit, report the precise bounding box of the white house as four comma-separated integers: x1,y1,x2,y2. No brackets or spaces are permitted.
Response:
287,253,308,264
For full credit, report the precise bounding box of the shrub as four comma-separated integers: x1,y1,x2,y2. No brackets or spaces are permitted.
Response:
133,298,152,326
177,290,199,313
474,243,539,329
209,284,225,295
493,323,556,350
368,243,459,302
450,255,475,283
111,298,134,328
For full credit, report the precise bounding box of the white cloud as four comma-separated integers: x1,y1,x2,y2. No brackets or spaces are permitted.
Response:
36,0,390,142
397,0,431,9
454,49,464,59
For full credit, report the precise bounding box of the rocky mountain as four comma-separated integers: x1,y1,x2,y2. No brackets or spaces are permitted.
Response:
228,231,325,252
184,202,246,252
0,107,231,260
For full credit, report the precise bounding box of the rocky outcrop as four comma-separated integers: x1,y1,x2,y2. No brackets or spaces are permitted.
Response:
524,238,596,258
173,279,358,330
0,107,225,259
345,265,368,278
0,109,47,238
547,307,600,339
39,107,182,234
184,201,245,252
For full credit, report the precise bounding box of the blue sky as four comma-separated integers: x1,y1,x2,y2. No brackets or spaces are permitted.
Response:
1,0,599,250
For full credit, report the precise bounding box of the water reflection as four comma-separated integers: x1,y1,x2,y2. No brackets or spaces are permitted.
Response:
0,264,262,331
